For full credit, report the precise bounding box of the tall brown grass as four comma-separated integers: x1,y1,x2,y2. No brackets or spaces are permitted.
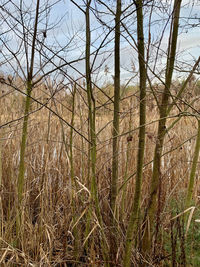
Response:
0,82,199,266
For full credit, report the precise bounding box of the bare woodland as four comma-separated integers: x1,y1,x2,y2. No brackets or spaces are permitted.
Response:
0,0,200,266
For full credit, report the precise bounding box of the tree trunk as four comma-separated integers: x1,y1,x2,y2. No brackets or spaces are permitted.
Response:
123,1,146,266
110,0,121,263
16,0,40,245
85,1,109,264
110,0,121,213
186,120,200,207
142,0,182,254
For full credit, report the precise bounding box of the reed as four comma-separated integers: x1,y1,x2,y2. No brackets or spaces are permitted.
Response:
0,80,199,265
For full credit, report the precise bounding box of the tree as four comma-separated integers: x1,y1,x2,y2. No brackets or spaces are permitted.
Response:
123,0,146,265
0,0,83,247
108,0,122,263
0,0,200,265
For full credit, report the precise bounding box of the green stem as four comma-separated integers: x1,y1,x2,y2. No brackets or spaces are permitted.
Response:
16,82,32,240
85,1,109,264
123,0,146,265
16,0,40,245
17,83,32,206
186,120,200,207
110,0,121,213
142,0,182,253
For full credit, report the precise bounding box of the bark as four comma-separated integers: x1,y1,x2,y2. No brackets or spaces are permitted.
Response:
186,120,200,207
17,0,40,242
69,83,76,188
123,1,146,266
85,1,109,263
85,0,101,218
142,0,182,253
110,0,121,264
110,0,121,216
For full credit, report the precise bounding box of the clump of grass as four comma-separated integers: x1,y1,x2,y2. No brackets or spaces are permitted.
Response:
0,81,200,265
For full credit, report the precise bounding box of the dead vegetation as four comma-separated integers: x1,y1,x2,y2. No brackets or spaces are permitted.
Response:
0,80,200,266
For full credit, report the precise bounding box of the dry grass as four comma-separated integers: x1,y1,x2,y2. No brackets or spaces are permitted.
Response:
0,83,200,266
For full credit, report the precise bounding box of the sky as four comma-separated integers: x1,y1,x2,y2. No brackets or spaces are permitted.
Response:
0,0,199,86
52,0,200,84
